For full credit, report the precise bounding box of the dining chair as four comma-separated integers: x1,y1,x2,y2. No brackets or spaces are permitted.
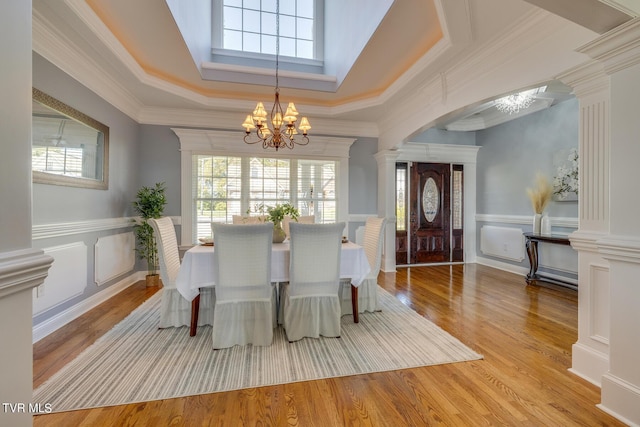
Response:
340,217,387,315
211,223,276,349
281,222,345,342
282,215,315,240
149,217,214,329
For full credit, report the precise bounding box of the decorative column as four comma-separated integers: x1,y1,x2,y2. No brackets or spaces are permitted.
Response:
374,150,400,272
0,3,54,427
559,61,612,387
562,18,640,425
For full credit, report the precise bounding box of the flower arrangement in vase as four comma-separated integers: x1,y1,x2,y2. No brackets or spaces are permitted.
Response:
249,202,300,243
526,173,553,234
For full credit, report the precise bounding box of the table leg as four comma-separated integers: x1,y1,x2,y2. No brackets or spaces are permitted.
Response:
351,285,359,323
190,294,200,337
525,239,539,284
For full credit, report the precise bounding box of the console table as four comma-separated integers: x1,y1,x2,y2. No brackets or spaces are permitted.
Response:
523,232,576,290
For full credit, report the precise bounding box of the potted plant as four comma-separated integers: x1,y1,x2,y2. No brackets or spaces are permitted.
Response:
250,202,300,243
132,182,167,286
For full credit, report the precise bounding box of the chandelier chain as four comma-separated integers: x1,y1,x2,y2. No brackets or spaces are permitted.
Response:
275,0,279,92
241,0,311,150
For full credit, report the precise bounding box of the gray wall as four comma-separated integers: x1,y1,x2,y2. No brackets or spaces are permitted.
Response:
475,98,579,274
476,98,579,218
32,53,141,326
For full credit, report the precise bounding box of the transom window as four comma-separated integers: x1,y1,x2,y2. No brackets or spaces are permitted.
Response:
214,0,319,60
192,154,336,240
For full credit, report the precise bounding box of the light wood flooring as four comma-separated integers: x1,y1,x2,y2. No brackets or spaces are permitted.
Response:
33,264,624,426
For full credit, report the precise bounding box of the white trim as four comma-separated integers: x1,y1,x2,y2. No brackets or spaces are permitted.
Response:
475,256,529,277
0,249,54,300
174,128,355,246
476,213,579,229
32,216,181,240
33,217,134,240
32,271,145,343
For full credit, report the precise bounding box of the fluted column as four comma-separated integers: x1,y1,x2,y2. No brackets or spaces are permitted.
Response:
559,61,612,387
374,150,400,272
562,18,640,425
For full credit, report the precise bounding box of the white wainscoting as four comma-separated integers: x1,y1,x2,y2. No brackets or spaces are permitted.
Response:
33,242,88,316
95,232,136,286
480,225,525,262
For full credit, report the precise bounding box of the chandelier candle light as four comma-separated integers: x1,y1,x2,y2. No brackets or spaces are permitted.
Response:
241,0,311,151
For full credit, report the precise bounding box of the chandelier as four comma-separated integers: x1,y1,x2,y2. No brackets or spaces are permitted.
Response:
241,0,310,150
494,91,535,115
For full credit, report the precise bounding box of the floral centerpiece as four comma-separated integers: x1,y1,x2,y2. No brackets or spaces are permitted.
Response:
249,202,300,242
526,173,553,234
553,148,579,200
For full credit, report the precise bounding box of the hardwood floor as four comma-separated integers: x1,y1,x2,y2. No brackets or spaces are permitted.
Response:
33,264,623,426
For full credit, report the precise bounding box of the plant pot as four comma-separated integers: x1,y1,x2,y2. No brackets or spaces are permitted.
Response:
273,224,286,243
146,274,160,287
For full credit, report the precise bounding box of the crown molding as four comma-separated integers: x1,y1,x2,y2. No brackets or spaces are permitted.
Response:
32,7,143,120
173,128,356,159
140,107,378,138
577,17,640,74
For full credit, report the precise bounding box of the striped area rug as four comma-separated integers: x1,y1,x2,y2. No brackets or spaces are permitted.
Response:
34,288,482,413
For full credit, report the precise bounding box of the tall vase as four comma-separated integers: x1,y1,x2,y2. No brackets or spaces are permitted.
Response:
272,223,286,243
533,213,542,234
541,214,551,235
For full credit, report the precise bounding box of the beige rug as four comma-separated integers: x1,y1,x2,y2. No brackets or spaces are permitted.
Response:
34,288,482,413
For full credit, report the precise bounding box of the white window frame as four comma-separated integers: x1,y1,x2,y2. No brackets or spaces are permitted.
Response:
211,0,324,63
173,128,355,246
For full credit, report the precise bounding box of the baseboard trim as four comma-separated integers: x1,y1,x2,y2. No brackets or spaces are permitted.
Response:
475,256,529,277
32,271,146,343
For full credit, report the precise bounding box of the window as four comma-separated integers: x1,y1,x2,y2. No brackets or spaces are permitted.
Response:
32,146,84,176
192,154,337,241
213,0,321,61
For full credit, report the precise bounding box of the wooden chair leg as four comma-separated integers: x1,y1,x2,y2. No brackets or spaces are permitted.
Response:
190,294,200,337
351,285,359,323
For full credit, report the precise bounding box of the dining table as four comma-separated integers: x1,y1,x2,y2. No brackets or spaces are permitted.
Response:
176,240,371,334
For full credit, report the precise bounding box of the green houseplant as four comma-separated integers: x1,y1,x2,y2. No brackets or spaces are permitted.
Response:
132,182,167,286
250,202,300,243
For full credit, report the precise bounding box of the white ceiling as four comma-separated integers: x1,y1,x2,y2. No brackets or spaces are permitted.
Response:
32,0,636,143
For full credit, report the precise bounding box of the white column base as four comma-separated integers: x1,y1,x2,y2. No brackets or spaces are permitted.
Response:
569,342,608,387
599,373,640,427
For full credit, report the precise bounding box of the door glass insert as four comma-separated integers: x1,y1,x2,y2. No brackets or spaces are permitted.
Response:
453,169,462,229
422,177,438,222
396,166,407,231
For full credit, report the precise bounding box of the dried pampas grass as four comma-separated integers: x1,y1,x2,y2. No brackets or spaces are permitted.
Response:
527,173,553,214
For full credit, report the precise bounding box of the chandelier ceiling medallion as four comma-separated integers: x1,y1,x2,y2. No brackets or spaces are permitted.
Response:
242,0,310,151
494,89,536,115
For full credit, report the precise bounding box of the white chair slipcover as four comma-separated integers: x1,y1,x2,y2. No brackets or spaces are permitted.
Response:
340,217,387,315
282,215,315,240
281,222,345,342
149,217,214,329
211,223,276,349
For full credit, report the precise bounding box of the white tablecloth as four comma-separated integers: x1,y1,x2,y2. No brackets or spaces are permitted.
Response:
176,241,371,301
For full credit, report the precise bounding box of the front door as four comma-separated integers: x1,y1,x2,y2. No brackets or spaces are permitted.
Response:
410,163,451,263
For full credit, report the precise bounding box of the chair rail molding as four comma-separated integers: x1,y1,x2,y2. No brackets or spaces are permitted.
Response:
33,217,135,240
0,248,54,300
